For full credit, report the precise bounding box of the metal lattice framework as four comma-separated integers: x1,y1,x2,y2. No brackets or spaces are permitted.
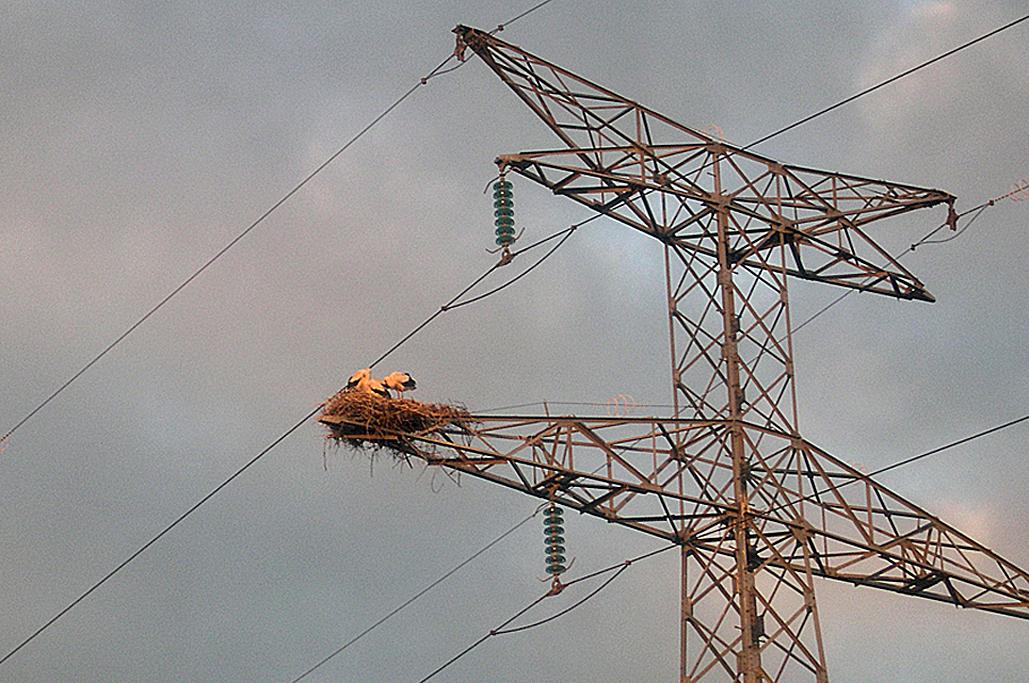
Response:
324,26,1028,682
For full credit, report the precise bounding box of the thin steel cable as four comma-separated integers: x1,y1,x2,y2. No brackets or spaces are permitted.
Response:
0,56,460,448
368,262,499,369
444,218,594,311
288,508,542,683
493,0,558,32
1,0,568,666
761,414,1029,520
417,543,675,683
416,595,548,683
0,406,319,668
370,217,590,366
0,215,588,669
914,204,988,246
472,400,676,413
791,187,1018,335
492,565,629,636
742,13,1029,151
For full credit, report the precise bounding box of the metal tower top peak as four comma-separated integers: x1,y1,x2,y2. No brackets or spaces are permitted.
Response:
454,24,956,303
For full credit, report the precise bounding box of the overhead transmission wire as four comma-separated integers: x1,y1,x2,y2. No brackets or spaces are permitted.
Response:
760,414,1029,520
741,12,1029,152
0,54,457,448
415,414,1029,683
790,181,1029,336
4,4,1024,672
297,18,1029,679
417,544,677,683
0,0,570,667
290,440,641,681
0,212,586,670
288,506,545,683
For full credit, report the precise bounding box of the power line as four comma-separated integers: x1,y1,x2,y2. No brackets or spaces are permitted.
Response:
416,416,1027,682
761,413,1029,520
288,507,542,683
417,544,676,683
4,4,1022,672
0,57,460,448
909,180,1027,249
0,407,317,668
0,214,583,669
0,0,567,450
494,0,558,32
369,217,586,368
743,12,1029,151
791,185,1023,336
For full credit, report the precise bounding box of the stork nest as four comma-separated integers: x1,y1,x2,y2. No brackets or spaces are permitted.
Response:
320,390,472,459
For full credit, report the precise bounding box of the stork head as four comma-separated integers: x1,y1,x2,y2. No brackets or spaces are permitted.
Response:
383,371,417,392
346,368,372,389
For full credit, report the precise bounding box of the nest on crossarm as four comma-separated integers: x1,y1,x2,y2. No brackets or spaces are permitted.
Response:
319,390,472,460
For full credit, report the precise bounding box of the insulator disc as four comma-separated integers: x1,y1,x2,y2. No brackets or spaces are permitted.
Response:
493,180,513,191
543,521,564,532
546,565,566,575
545,544,566,555
495,236,512,246
546,554,567,565
494,208,514,218
495,229,516,239
493,191,513,201
495,215,515,226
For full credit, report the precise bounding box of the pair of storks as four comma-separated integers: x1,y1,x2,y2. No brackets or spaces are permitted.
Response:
345,368,416,399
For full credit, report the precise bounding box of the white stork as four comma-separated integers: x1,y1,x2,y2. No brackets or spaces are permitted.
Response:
383,371,417,397
345,368,391,398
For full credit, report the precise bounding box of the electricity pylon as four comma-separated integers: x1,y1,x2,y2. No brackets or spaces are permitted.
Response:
324,26,1029,681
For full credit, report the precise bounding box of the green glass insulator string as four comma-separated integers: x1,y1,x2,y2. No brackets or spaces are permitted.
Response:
493,177,516,247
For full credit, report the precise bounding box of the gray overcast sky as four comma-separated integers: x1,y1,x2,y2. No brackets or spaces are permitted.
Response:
2,1,1027,681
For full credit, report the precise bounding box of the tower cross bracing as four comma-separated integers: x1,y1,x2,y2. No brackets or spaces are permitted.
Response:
324,26,1028,682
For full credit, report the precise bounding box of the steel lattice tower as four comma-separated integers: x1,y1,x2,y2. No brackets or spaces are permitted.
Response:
324,26,1029,681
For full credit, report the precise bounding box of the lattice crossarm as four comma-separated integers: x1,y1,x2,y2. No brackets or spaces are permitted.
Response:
456,25,715,154
756,519,1029,619
346,416,743,543
740,428,1029,619
463,21,954,306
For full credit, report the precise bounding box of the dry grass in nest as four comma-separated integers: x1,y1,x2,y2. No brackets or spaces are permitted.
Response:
319,390,472,459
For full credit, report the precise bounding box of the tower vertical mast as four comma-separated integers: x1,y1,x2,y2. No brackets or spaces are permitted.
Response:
320,25,1026,681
